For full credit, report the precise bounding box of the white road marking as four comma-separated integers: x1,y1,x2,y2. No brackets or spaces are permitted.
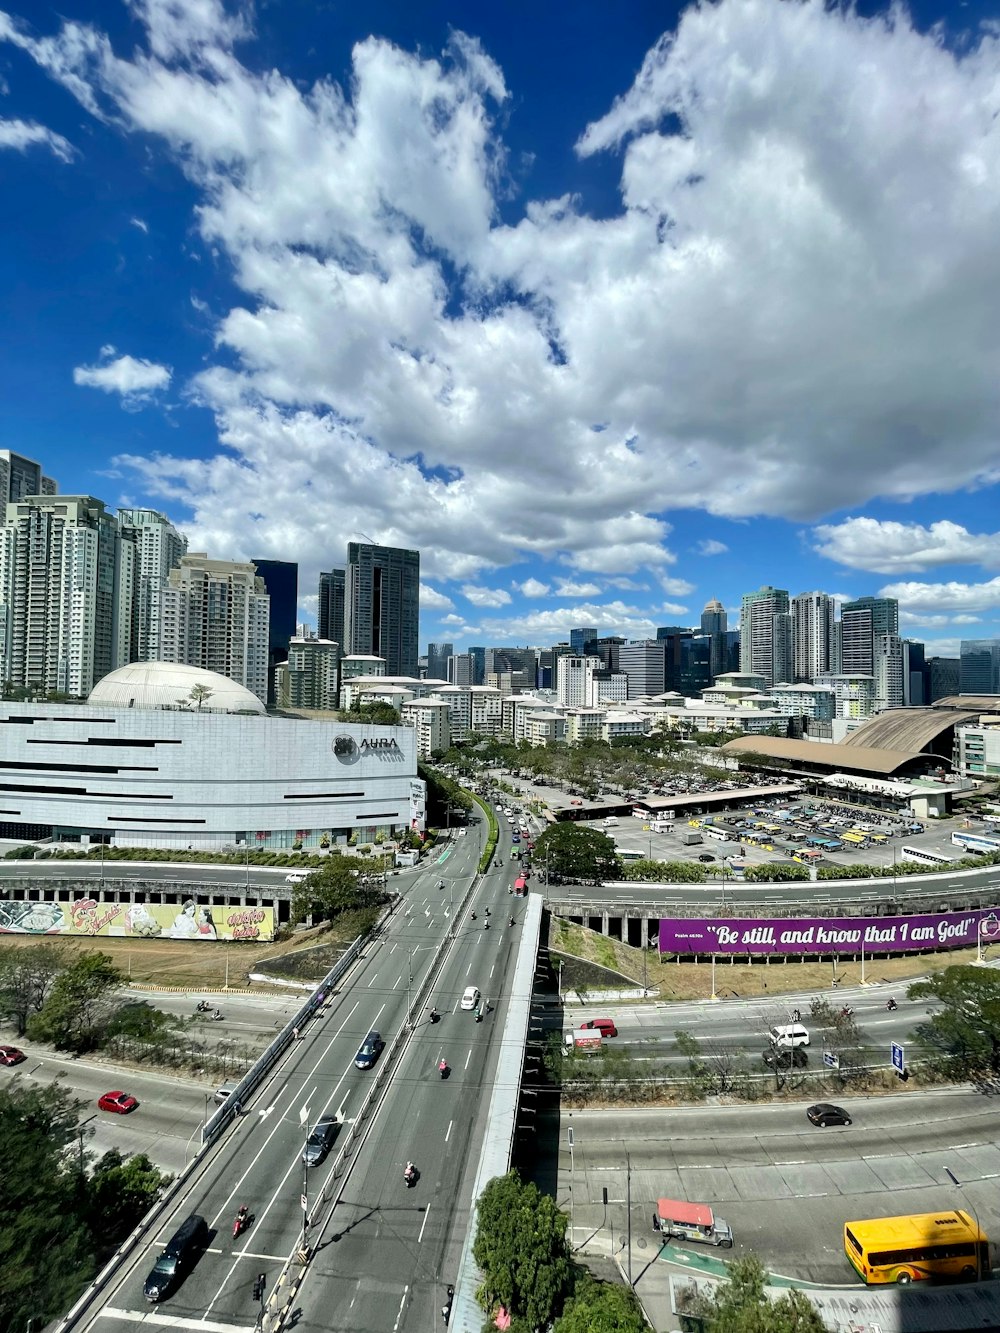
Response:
100,1309,248,1331
417,1206,431,1244
445,1119,453,1144
392,1286,408,1331
464,1049,471,1070
367,971,379,987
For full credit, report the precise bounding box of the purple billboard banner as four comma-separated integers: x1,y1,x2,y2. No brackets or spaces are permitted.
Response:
659,908,1000,956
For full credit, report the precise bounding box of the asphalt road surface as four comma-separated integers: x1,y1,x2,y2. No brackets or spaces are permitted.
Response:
72,814,531,1333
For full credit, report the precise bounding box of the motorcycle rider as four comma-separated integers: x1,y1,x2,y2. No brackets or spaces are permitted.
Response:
234,1204,249,1235
439,1057,449,1077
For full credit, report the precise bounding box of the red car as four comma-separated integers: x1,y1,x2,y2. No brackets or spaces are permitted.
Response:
98,1090,139,1115
0,1045,25,1066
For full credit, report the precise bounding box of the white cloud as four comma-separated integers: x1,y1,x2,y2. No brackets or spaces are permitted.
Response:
419,583,454,611
516,577,550,597
73,348,172,405
11,0,1000,594
901,611,982,628
879,576,1000,615
659,602,689,617
658,575,695,596
554,578,600,597
467,600,657,643
461,584,511,607
0,115,73,161
696,539,728,557
130,215,149,233
815,518,1000,573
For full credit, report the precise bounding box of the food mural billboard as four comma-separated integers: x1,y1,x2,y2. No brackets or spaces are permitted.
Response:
0,897,273,941
659,907,1000,956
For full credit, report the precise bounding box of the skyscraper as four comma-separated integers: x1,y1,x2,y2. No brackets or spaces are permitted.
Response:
960,640,1000,694
318,569,345,647
344,543,420,678
426,641,453,681
118,508,188,662
570,626,598,656
791,591,834,682
0,449,57,503
739,585,790,687
0,495,126,696
468,645,486,686
874,633,904,711
619,640,666,699
700,597,727,678
840,597,898,676
252,559,298,708
152,554,270,705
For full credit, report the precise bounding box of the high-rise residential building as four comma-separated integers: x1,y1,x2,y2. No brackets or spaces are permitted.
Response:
318,569,345,648
152,554,270,705
252,559,298,708
0,495,127,697
700,597,728,678
960,640,1000,694
570,626,598,656
544,644,574,691
929,656,960,702
791,591,834,682
468,645,486,686
556,656,599,708
0,449,57,503
426,641,453,681
344,543,419,678
815,672,877,719
740,585,790,686
874,633,904,711
840,596,898,677
118,508,188,662
619,639,666,699
277,636,339,711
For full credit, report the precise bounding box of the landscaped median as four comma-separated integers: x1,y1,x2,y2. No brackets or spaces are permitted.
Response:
469,788,499,873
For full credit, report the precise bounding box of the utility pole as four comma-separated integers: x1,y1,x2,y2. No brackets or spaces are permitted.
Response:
299,1103,311,1255
625,1146,633,1289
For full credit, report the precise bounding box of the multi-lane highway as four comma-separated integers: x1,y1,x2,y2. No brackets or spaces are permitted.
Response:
70,809,531,1333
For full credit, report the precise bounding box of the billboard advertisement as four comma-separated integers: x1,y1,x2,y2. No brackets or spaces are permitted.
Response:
659,907,1000,956
0,897,274,942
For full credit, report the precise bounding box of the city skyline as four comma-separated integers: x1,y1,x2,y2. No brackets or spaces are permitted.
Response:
3,0,1000,657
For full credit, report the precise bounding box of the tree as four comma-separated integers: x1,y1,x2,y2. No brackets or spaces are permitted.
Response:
553,1275,646,1332
290,856,385,924
88,1149,169,1243
0,942,66,1036
348,699,400,725
473,1171,572,1330
534,823,619,884
908,965,1000,1077
681,1254,833,1332
27,952,124,1053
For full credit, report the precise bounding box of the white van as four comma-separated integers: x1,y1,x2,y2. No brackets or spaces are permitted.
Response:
285,870,308,884
769,1023,810,1050
602,817,619,827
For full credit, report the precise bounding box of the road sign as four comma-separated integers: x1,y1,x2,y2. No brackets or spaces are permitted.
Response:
891,1041,905,1075
823,1051,840,1069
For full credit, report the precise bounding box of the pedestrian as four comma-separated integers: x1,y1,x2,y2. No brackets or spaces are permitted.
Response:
293,1025,300,1041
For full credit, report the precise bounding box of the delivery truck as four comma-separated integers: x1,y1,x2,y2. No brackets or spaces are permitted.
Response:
564,1028,603,1053
652,1198,733,1248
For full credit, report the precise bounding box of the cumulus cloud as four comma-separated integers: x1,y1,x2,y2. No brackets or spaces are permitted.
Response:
9,0,1000,594
696,539,728,557
461,584,511,607
554,578,600,597
73,347,172,405
814,517,1000,573
467,600,657,643
658,575,695,596
516,577,550,597
880,576,1000,614
419,583,454,611
0,115,73,160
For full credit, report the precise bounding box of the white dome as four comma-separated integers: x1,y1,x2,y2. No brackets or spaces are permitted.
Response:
88,662,265,715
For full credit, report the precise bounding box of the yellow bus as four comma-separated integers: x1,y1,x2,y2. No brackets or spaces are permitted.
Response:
844,1210,988,1285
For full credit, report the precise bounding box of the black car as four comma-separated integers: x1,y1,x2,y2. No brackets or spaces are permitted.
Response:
355,1030,384,1070
143,1214,208,1302
806,1102,852,1127
303,1115,339,1165
762,1046,808,1070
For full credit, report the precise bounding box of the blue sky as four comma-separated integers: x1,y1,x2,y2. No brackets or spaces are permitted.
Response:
3,0,1000,658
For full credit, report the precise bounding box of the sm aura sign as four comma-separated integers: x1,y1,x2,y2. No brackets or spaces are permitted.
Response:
659,908,1000,956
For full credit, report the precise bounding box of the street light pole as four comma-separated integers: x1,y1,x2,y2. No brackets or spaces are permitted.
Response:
299,1104,311,1254
625,1146,633,1289
945,1168,983,1279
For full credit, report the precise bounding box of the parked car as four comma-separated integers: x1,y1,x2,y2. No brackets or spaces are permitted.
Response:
303,1115,339,1165
355,1030,384,1069
806,1102,852,1127
762,1046,808,1070
98,1090,139,1114
0,1045,26,1066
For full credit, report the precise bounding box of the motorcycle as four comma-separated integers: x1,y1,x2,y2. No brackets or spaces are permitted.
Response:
233,1206,250,1239
886,998,898,1011
211,1010,224,1021
439,1059,449,1079
403,1161,417,1188
484,907,490,916
508,916,515,927
195,1000,211,1013
484,919,490,931
429,1008,440,1024
471,910,477,921
840,1006,854,1018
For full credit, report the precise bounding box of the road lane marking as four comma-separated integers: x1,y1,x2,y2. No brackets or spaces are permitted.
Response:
101,1309,249,1331
417,1205,431,1244
445,1119,453,1143
464,1049,471,1069
392,1286,409,1331
367,971,379,987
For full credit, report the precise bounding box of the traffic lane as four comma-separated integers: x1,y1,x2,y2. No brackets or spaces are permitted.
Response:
295,958,503,1331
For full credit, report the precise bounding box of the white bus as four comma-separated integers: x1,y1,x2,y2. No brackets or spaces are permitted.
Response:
951,831,1000,855
899,844,956,867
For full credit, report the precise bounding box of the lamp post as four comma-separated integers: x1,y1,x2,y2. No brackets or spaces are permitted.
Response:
945,1167,983,1279
625,1145,633,1289
299,1103,311,1254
